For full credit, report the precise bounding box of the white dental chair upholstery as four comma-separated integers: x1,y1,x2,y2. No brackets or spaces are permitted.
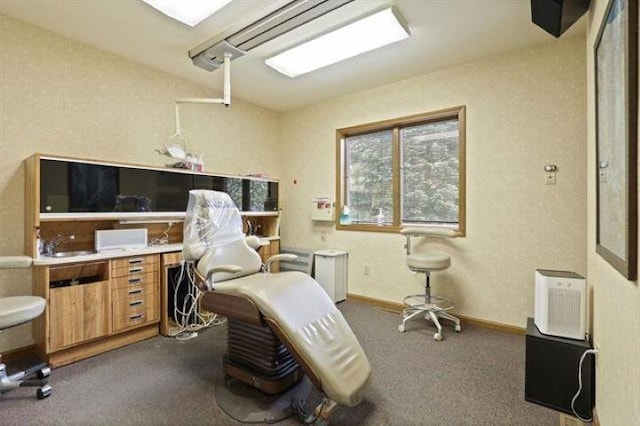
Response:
398,227,461,341
183,190,371,414
0,256,51,399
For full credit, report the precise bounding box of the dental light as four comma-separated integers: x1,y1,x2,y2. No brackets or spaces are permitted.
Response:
172,45,235,154
142,0,235,27
174,0,354,140
189,0,354,72
266,7,410,77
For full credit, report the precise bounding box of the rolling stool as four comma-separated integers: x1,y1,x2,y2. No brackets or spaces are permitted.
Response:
397,228,461,341
0,256,51,399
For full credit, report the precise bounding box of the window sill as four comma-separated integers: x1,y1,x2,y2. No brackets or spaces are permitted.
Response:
335,223,464,236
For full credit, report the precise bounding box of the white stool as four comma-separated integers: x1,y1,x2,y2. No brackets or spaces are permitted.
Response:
0,256,51,399
397,228,461,341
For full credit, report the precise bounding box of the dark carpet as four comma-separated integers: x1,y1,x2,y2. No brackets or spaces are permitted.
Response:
1,300,558,425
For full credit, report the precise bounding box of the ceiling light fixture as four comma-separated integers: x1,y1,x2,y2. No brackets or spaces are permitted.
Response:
142,0,234,27
265,7,410,78
189,0,354,71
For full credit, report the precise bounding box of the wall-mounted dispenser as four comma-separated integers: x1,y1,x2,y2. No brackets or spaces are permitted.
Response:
311,197,334,222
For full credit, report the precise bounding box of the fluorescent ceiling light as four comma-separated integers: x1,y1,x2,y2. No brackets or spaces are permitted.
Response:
143,0,234,27
265,7,409,78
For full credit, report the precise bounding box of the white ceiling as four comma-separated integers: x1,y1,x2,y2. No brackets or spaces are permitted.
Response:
0,0,586,112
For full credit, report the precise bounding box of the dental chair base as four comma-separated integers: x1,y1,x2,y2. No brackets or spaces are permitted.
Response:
224,319,303,394
201,291,304,394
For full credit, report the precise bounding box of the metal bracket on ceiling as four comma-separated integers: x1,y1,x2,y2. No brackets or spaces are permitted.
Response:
189,0,354,72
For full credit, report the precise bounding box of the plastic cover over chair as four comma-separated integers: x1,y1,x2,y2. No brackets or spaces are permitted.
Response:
182,190,245,262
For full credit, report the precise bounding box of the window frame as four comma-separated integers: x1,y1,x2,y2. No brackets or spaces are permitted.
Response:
335,106,466,235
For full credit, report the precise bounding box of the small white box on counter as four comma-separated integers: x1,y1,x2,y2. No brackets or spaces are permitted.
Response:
95,229,148,252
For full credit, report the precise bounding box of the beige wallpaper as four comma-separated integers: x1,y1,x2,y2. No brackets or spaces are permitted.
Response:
280,35,587,329
587,1,640,423
0,14,281,351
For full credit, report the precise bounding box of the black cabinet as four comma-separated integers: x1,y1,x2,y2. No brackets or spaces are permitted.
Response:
39,158,278,214
525,317,594,419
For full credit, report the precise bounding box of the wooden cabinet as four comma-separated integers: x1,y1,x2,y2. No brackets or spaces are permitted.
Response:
47,262,110,351
111,255,159,332
33,256,161,367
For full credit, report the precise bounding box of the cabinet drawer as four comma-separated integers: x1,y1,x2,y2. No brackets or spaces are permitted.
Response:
112,271,157,289
112,283,157,302
112,295,158,332
112,255,158,275
112,262,158,279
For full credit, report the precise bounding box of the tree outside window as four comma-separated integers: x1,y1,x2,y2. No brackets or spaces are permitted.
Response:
336,106,466,234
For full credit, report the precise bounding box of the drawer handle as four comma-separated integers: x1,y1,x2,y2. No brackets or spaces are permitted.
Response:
129,300,144,307
130,314,144,321
129,258,144,264
128,277,143,284
129,267,144,274
128,289,142,295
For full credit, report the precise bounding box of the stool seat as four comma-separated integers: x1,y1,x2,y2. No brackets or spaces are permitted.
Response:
406,251,451,271
0,296,46,329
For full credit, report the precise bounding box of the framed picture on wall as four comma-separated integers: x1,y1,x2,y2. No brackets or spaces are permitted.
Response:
594,0,638,280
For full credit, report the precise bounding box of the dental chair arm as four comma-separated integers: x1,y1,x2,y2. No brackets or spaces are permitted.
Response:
194,264,244,291
265,254,297,274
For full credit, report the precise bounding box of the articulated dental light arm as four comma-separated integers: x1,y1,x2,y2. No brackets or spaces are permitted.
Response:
174,52,232,137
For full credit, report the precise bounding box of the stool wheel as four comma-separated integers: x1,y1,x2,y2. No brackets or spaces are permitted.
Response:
433,333,443,341
37,384,52,399
398,324,405,333
37,366,51,379
455,325,462,333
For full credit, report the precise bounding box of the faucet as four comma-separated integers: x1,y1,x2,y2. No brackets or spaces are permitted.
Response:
45,234,75,256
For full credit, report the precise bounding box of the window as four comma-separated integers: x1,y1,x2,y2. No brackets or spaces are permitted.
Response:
336,106,466,234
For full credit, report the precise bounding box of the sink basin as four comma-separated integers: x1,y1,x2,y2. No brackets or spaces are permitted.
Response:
48,250,96,258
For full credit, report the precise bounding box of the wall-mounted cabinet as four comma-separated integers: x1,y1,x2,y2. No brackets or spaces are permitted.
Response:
24,153,280,258
38,157,278,215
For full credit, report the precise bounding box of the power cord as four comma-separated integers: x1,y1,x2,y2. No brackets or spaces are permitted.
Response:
167,261,226,341
288,397,327,424
149,222,173,246
571,348,598,423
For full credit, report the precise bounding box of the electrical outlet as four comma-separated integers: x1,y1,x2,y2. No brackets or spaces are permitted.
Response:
363,265,370,275
320,232,327,241
545,172,556,185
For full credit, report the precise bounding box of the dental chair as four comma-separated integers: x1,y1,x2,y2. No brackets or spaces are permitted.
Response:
0,256,51,399
397,227,461,341
182,190,371,423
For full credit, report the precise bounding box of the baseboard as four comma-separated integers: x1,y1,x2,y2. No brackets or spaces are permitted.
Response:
1,344,39,363
346,293,525,335
346,293,404,313
46,325,158,368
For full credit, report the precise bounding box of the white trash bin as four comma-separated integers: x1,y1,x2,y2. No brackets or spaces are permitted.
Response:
313,249,348,303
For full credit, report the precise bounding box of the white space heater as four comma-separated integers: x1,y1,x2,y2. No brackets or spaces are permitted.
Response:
534,269,586,340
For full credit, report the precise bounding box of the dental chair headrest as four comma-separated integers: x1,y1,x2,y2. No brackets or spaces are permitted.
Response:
183,190,245,262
